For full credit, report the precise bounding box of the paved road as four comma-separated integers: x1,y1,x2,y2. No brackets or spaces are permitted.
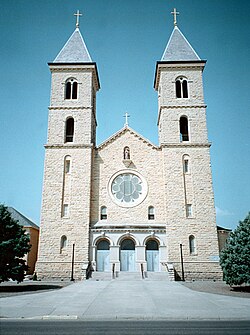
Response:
1,280,250,320
1,320,250,335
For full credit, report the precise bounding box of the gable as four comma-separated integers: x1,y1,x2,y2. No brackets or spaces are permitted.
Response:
97,126,159,151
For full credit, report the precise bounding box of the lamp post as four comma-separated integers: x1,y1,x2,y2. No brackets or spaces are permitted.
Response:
70,243,75,281
180,243,185,281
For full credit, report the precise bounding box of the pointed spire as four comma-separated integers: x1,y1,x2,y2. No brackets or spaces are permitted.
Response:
161,26,200,62
53,11,92,63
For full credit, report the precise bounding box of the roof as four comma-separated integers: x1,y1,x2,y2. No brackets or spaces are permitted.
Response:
7,207,39,230
217,225,232,232
53,28,92,63
97,125,158,150
161,26,200,61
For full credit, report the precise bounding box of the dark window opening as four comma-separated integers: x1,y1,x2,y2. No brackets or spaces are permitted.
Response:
65,118,74,142
176,80,181,98
72,82,78,99
182,80,188,98
97,240,110,250
146,240,159,250
180,116,189,141
65,82,71,99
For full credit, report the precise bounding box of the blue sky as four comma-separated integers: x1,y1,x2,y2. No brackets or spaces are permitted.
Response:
1,0,249,230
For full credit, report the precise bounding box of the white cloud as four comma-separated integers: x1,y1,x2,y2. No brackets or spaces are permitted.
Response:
216,206,234,217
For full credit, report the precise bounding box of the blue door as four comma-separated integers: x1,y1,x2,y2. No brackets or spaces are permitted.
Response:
146,240,159,272
96,240,110,272
120,239,135,272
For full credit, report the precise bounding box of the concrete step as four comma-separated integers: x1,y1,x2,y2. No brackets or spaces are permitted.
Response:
144,271,170,281
116,272,143,281
89,271,113,281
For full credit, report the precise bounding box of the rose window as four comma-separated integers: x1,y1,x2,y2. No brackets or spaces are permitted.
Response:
109,171,147,207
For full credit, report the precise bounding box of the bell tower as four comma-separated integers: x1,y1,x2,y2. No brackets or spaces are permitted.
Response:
155,9,221,279
36,11,100,279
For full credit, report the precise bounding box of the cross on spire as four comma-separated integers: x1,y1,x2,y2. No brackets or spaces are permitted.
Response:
171,8,179,27
123,112,130,127
74,10,82,28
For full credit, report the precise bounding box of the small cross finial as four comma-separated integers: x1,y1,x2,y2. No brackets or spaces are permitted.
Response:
123,112,130,127
74,10,82,28
171,8,179,27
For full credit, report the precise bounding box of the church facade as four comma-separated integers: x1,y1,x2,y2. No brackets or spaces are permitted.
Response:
36,12,222,280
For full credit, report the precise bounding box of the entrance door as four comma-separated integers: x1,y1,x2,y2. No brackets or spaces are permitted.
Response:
146,240,159,272
96,240,110,272
120,239,135,271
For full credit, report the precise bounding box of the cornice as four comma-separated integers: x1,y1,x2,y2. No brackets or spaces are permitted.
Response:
44,144,93,149
160,142,211,148
49,106,92,110
160,104,207,109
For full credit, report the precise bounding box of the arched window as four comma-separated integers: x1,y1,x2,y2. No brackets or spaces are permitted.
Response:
64,155,71,174
179,116,189,141
146,239,159,250
65,117,74,142
65,78,78,100
60,235,67,253
100,206,107,220
175,77,188,98
148,206,155,220
189,235,196,254
123,146,130,160
183,155,190,173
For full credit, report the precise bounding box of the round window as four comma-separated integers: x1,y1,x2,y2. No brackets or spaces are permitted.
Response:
109,171,147,207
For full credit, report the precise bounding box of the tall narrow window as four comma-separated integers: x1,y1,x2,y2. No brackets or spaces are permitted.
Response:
65,117,74,142
65,79,78,100
64,155,71,174
183,155,190,173
180,116,189,141
100,206,107,220
175,77,188,98
72,81,78,99
189,235,196,254
148,206,155,220
186,204,192,218
63,204,69,217
65,82,71,99
60,235,67,253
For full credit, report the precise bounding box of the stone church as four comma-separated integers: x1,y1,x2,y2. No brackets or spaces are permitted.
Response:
36,11,222,280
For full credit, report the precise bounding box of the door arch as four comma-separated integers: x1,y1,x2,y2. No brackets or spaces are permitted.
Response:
146,239,159,272
120,239,135,272
96,239,110,272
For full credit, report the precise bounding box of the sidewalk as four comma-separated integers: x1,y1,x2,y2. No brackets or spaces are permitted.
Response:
1,279,250,320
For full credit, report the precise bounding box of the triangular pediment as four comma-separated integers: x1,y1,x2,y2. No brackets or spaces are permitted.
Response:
97,126,158,150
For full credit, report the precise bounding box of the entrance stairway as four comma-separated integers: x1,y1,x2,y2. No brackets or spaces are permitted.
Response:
89,271,170,281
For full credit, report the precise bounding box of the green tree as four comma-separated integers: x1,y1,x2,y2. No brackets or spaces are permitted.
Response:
220,212,250,286
0,204,31,283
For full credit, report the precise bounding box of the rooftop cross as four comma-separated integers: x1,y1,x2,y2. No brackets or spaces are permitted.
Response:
74,10,82,28
171,8,179,27
123,112,130,127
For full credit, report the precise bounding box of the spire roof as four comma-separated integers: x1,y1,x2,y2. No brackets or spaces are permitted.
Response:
161,26,200,62
53,28,92,63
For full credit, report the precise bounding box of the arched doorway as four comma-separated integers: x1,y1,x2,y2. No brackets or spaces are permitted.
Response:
120,239,135,272
96,240,110,272
146,239,159,272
